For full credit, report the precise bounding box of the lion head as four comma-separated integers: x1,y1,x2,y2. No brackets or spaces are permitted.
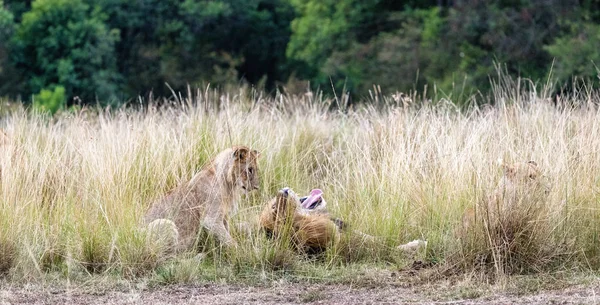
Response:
230,146,260,193
271,187,302,218
258,187,300,237
502,161,540,181
261,187,340,254
500,160,548,193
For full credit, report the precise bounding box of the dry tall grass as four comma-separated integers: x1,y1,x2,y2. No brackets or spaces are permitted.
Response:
0,82,599,283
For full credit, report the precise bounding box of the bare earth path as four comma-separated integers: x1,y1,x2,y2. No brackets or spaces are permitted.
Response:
2,282,599,305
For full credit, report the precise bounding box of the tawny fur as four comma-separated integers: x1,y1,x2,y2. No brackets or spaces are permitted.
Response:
260,188,427,255
145,146,260,254
461,160,549,233
260,189,339,253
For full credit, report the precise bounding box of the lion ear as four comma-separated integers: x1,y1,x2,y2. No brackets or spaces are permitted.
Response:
527,160,538,167
233,147,249,161
252,149,261,158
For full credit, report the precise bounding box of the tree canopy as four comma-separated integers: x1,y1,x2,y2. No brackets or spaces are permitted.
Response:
0,0,599,105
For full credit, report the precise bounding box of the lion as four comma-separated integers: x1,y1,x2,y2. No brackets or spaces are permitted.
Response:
460,160,549,235
144,146,260,255
259,187,340,253
260,187,427,255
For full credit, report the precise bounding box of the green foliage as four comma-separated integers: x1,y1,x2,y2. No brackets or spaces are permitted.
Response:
319,8,447,95
286,0,382,85
32,85,65,114
0,1,13,39
545,22,600,84
286,0,585,99
2,0,30,22
0,0,600,103
287,0,354,66
93,0,295,97
13,0,120,103
436,0,573,92
0,1,15,93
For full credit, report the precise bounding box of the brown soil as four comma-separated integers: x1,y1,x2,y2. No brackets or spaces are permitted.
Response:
1,281,598,305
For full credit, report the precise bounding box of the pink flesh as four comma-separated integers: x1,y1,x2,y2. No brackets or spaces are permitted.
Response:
301,189,323,209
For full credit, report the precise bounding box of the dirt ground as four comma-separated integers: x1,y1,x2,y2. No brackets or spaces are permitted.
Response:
1,281,599,305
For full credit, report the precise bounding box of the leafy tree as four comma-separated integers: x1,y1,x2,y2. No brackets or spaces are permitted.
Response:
2,0,30,22
0,1,13,39
2,0,600,103
93,0,295,97
408,0,584,98
0,1,15,96
286,0,440,92
285,0,588,99
13,0,120,103
545,22,600,84
234,0,296,89
286,0,380,84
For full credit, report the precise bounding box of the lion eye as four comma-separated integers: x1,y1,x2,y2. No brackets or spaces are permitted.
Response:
528,174,535,179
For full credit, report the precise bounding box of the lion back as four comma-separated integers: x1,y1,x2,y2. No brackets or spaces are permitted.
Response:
293,214,340,253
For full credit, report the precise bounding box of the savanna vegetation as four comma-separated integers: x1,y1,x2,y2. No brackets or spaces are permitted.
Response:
0,74,599,287
0,0,600,298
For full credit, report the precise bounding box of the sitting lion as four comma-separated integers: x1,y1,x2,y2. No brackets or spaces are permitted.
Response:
461,160,549,235
144,146,260,254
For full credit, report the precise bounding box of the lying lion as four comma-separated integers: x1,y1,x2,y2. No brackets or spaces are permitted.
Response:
259,187,427,255
144,146,260,255
259,187,340,253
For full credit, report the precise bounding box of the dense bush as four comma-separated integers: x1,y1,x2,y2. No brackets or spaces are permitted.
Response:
0,0,599,104
12,0,120,104
32,85,65,114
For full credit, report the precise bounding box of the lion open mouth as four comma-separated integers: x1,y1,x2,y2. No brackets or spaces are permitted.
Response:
299,189,324,209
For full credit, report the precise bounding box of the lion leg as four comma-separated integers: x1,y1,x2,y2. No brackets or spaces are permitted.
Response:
177,235,198,253
202,216,237,247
